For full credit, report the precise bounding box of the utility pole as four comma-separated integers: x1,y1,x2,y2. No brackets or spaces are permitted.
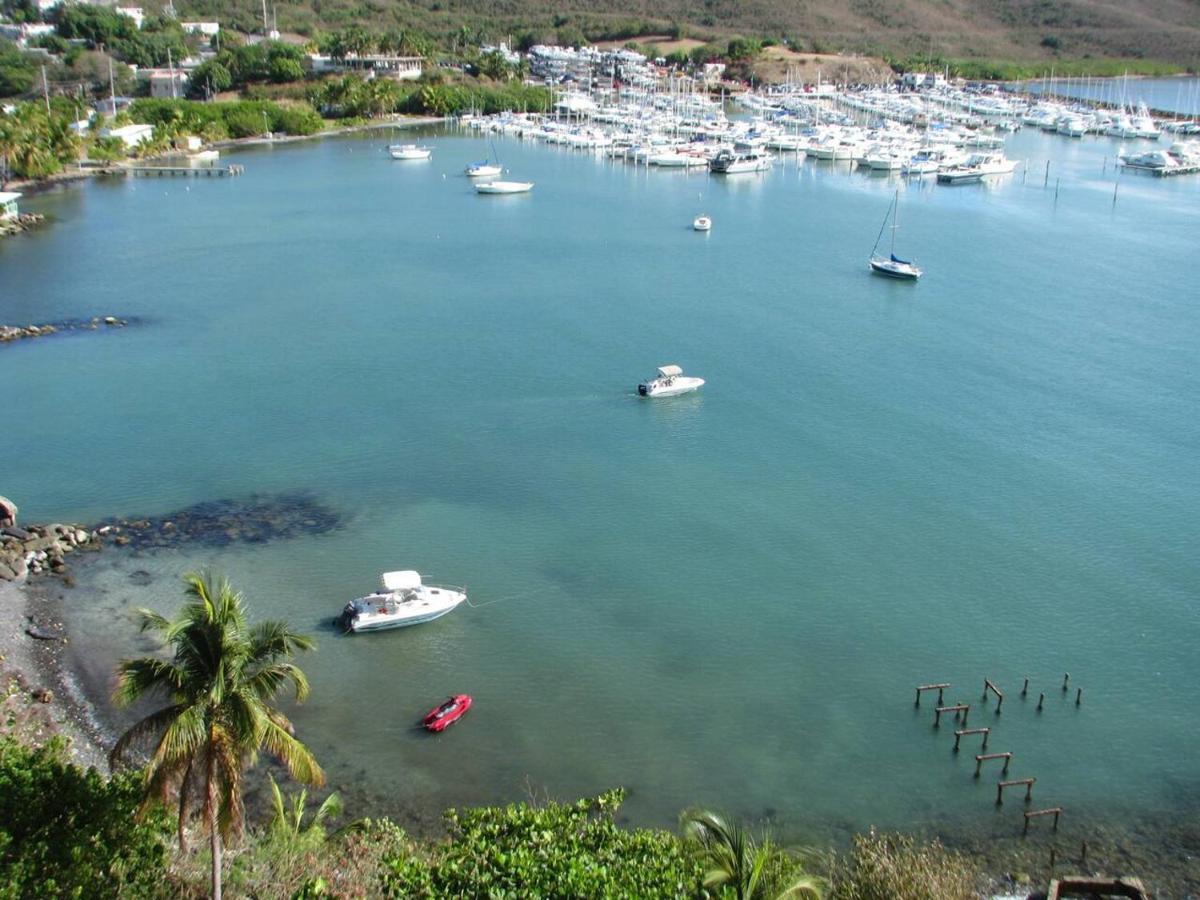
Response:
42,65,51,115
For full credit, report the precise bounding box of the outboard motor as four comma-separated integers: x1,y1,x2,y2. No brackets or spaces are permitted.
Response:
638,383,648,396
336,602,358,633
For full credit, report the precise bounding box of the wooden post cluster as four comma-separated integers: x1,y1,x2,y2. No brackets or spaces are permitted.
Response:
975,752,1012,777
934,704,968,728
953,727,989,752
914,683,951,707
1024,807,1063,834
997,777,1036,805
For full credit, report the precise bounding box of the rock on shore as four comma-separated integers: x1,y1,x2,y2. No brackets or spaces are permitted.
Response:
0,523,101,582
0,213,44,238
0,316,130,344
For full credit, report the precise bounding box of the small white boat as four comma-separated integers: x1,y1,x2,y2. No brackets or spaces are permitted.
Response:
389,144,432,160
475,180,533,194
335,570,467,633
189,149,219,164
638,364,705,398
693,215,712,232
465,161,503,177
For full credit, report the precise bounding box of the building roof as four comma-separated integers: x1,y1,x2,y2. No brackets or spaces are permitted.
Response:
0,192,22,203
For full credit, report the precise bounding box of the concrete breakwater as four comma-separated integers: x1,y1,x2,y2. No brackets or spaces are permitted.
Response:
0,493,341,582
1,316,131,344
0,213,44,238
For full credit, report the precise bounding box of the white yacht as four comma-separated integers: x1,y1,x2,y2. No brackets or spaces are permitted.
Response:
475,180,534,194
708,148,772,174
937,152,1017,184
638,364,705,398
693,215,712,231
335,571,467,633
389,144,432,160
465,161,503,177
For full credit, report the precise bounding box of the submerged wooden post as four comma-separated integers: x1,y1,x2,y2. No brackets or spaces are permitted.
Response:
1024,807,1063,834
1044,159,1051,187
915,683,951,707
983,679,1005,713
974,751,1013,777
1037,692,1045,712
953,727,989,752
997,777,1036,805
1022,676,1029,696
1076,688,1082,705
935,704,968,728
1062,673,1070,692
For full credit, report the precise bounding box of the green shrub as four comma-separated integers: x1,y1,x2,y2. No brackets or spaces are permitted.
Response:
0,737,171,899
383,789,703,898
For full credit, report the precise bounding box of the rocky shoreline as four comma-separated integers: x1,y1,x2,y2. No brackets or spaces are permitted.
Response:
0,212,44,238
0,316,132,344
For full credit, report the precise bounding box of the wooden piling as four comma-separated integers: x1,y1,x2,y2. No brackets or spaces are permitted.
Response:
1076,688,1082,705
915,683,951,707
974,751,1012,777
997,777,1036,805
1044,160,1050,187
953,727,989,752
1037,692,1044,711
983,679,1005,713
934,704,968,728
1024,807,1063,834
1062,673,1070,691
1021,676,1029,696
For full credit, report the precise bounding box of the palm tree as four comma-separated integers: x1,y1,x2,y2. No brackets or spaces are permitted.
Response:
682,809,823,900
110,572,324,900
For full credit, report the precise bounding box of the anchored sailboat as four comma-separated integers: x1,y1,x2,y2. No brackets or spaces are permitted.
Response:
869,191,922,280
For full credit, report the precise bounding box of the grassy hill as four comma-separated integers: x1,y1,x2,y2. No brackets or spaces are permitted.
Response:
172,0,1200,71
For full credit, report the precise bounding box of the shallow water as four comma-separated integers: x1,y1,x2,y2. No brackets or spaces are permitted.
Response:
3,123,1198,888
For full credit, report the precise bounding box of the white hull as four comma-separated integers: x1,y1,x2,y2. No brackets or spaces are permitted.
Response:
693,216,711,231
475,181,534,194
390,145,432,160
340,584,467,633
639,376,705,397
466,163,502,177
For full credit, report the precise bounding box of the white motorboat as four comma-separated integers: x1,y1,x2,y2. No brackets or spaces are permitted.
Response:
708,148,772,174
936,152,1016,184
638,364,705,398
693,215,712,231
465,161,503,177
390,144,432,160
868,190,922,280
335,570,467,633
475,180,533,194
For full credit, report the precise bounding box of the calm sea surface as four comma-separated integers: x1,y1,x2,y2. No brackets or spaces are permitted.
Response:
2,124,1198,867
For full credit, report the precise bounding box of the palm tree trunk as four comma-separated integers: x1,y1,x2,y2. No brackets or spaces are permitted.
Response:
210,801,222,900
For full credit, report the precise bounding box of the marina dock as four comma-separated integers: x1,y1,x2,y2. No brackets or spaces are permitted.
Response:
115,164,244,178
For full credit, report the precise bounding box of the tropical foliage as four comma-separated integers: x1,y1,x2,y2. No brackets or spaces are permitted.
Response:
0,100,81,180
0,737,171,899
383,789,706,897
682,808,824,900
110,572,323,900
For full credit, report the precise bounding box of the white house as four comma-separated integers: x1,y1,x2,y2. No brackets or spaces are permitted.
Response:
100,122,154,148
0,192,21,221
181,21,220,37
305,54,422,80
146,69,189,97
115,6,144,28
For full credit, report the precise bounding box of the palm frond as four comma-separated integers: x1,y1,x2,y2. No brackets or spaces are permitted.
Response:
113,657,188,707
261,715,325,787
109,703,187,769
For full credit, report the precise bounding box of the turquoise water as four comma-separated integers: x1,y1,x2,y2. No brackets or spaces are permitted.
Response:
3,127,1199,858
1017,75,1200,116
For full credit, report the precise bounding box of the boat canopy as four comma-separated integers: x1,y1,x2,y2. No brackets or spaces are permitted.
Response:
657,365,683,378
382,570,422,591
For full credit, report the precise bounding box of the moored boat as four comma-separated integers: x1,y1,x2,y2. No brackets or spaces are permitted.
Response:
465,160,503,177
475,180,534,194
389,144,432,160
868,190,922,280
693,215,712,231
423,694,473,732
335,570,467,633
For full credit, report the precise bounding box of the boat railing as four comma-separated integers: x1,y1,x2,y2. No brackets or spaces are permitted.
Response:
429,582,468,595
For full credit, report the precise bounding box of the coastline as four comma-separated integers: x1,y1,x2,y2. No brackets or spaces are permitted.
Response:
2,114,446,197
0,577,109,772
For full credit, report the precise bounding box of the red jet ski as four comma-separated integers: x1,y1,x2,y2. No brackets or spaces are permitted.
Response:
422,694,473,733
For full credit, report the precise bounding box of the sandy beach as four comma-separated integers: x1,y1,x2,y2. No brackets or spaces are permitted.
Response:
0,577,109,771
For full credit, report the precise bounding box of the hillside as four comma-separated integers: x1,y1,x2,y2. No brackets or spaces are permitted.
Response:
171,0,1200,69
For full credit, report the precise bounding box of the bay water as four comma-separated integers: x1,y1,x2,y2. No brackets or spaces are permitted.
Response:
2,124,1198,872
